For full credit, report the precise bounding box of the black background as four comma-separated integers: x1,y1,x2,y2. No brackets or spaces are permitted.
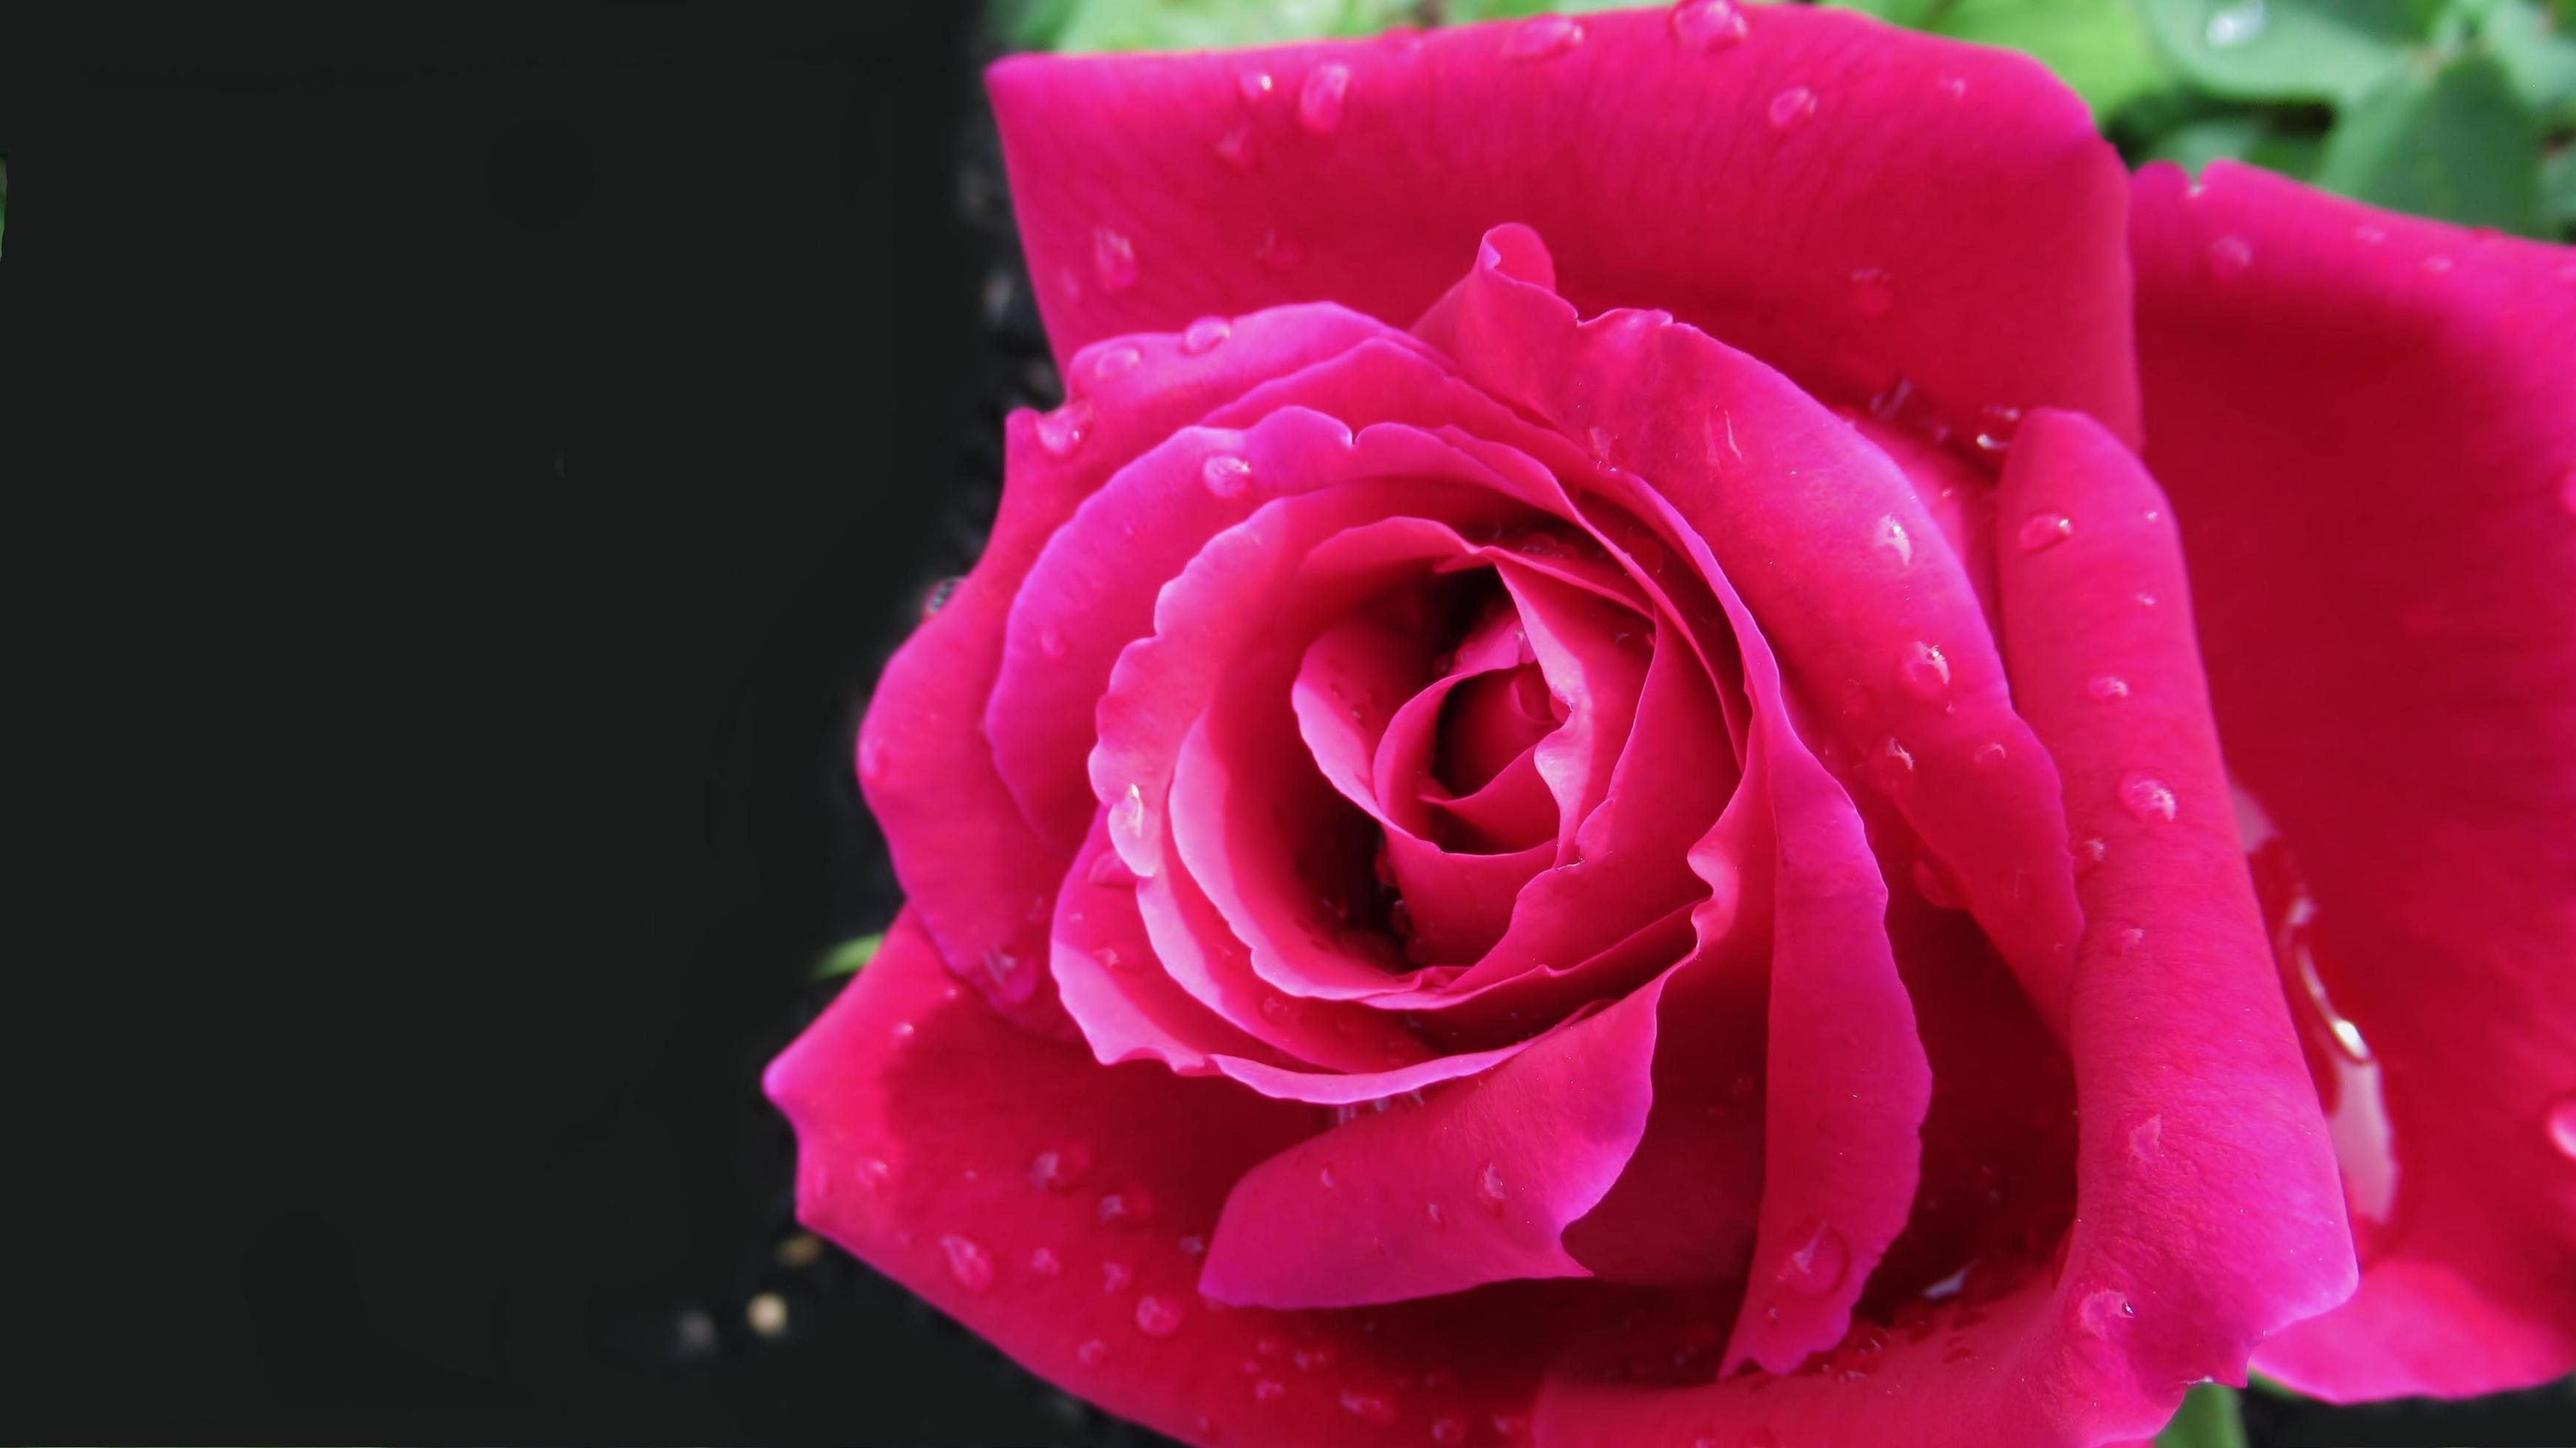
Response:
2,4,2569,1445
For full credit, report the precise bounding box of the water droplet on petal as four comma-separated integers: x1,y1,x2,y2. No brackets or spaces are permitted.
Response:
1425,1201,1445,1228
1778,1219,1850,1294
1298,63,1351,132
1875,514,1914,566
1214,126,1256,171
858,735,890,783
1086,850,1137,888
1253,1378,1288,1403
1340,1387,1400,1425
1091,345,1142,382
939,1234,995,1292
1036,398,1094,457
1029,1246,1063,1276
2112,924,2146,954
1671,0,1750,51
1938,75,1968,100
856,1157,893,1192
1182,316,1234,355
1502,14,1585,61
1847,267,1895,318
1076,1336,1111,1366
1135,1294,1185,1336
2119,771,2178,824
2422,254,2453,274
1202,452,1253,498
1767,86,1817,131
1897,641,1950,700
1253,228,1304,270
2355,223,2387,244
1110,784,1153,864
2074,836,2108,875
1029,1143,1093,1192
2204,236,2254,281
2127,1113,2163,1162
2548,1096,2576,1159
1972,741,2008,769
2087,673,2130,702
1097,1187,1156,1229
2204,0,2267,49
921,576,964,618
1037,625,1067,659
1093,228,1139,293
2017,512,2074,552
1317,1162,1338,1189
2076,1287,2136,1336
1433,1415,1472,1445
1475,1159,1507,1211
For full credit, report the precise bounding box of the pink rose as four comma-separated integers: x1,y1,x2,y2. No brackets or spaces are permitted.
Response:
767,6,2576,1444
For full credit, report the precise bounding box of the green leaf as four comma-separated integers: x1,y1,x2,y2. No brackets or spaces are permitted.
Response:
813,932,887,980
2141,111,2324,177
992,0,1085,48
2479,0,2576,126
2316,49,2548,234
2134,0,2431,105
2546,142,2576,232
2246,1370,2303,1399
1830,0,2178,120
2155,1383,2249,1448
1052,0,1422,52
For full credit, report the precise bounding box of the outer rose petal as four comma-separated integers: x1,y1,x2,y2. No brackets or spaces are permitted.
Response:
769,914,1592,1447
2132,162,2576,1399
989,5,2139,446
1533,409,2352,1448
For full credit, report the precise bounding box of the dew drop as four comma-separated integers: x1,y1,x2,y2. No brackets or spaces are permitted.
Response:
1938,75,1968,100
1671,0,1750,51
1029,1143,1093,1193
1214,126,1257,171
1135,1294,1185,1337
1318,1162,1339,1189
1298,63,1351,133
2422,254,2453,274
1340,1388,1400,1425
2087,674,2130,703
1093,228,1139,293
2074,836,2108,876
2118,771,2178,824
1036,398,1094,457
939,1234,995,1293
1502,14,1585,61
2203,234,2255,281
1238,70,1275,103
1897,641,1951,700
2127,1113,2163,1162
1767,86,1818,131
1029,1246,1063,1277
1475,1159,1507,1211
1182,316,1233,355
1202,451,1253,498
1100,1260,1133,1294
1110,784,1152,861
1779,1219,1850,1294
1253,228,1304,271
1097,1187,1156,1229
2548,1096,2576,1159
2355,223,2387,245
1086,850,1137,888
1037,625,1067,659
1073,1336,1111,1366
1433,1415,1472,1445
921,576,964,618
856,1157,893,1192
890,1020,915,1043
1091,345,1142,382
858,735,890,783
2204,0,2266,49
1875,513,1914,566
1972,741,2009,770
1253,1377,1288,1403
2112,924,2146,954
1425,1201,1446,1228
2076,1287,2136,1336
2017,511,2073,552
1847,267,1895,318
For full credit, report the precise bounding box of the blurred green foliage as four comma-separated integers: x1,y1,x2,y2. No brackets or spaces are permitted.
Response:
812,932,887,980
2156,1383,2252,1448
992,0,2575,238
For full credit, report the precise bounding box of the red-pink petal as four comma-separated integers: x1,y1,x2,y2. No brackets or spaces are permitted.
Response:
989,7,2138,445
2131,162,2576,1399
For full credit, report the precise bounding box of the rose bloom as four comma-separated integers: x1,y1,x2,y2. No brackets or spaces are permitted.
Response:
766,5,2576,1444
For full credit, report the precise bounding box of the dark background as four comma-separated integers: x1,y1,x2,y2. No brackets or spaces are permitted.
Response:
1,4,2568,1444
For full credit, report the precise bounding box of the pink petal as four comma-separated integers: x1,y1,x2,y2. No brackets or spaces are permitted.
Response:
2131,161,2576,1399
1424,225,2082,1036
769,912,1588,1446
989,7,2138,445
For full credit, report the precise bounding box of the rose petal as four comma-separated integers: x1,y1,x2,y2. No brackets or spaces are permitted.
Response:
2131,161,2576,1399
989,6,2138,445
770,913,1587,1446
